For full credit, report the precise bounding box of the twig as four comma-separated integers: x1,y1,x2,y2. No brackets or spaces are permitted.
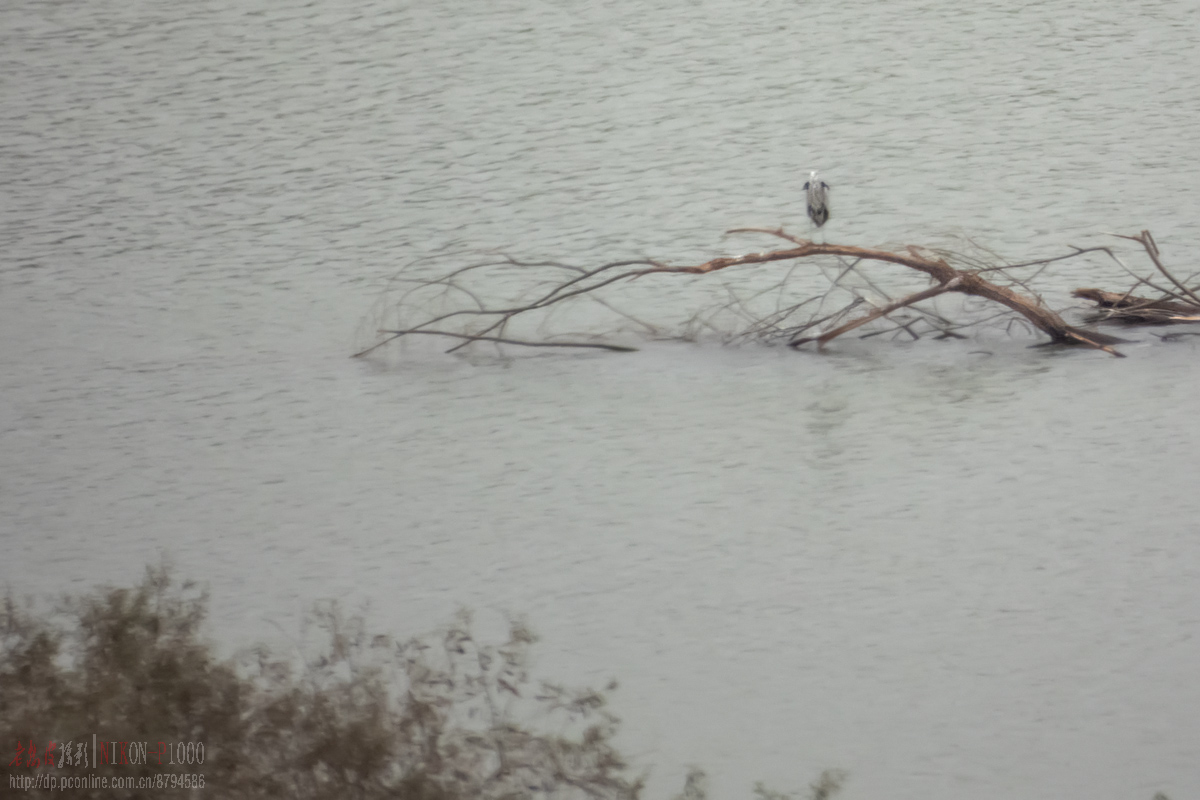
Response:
377,329,638,353
803,278,962,350
1109,230,1200,307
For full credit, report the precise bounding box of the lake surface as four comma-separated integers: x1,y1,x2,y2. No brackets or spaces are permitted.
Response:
4,1,1200,798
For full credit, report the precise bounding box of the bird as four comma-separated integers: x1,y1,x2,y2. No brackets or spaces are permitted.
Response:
804,170,830,227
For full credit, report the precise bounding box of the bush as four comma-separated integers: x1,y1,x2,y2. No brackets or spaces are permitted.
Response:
1,566,640,800
2,566,841,800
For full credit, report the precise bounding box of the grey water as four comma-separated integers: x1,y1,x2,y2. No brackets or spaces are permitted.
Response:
4,0,1200,798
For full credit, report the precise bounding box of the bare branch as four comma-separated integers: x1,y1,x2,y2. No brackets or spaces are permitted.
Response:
1110,230,1200,307
357,230,1200,360
378,329,639,353
794,278,962,349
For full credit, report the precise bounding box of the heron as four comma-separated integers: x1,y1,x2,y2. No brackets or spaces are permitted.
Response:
804,170,830,227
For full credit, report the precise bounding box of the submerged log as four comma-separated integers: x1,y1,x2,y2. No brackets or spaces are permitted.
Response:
1071,230,1200,327
1073,288,1200,324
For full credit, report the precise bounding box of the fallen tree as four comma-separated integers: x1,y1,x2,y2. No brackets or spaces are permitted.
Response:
355,228,1199,360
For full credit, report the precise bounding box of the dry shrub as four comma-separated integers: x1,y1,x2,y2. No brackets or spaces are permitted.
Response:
2,566,845,800
1,566,639,800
